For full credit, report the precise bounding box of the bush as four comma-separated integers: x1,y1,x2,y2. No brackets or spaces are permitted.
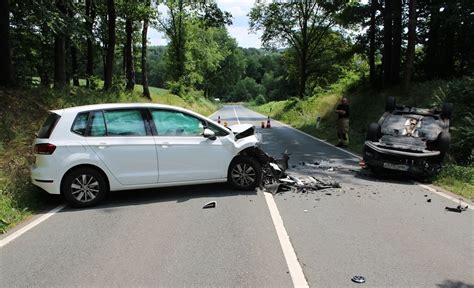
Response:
255,94,266,105
166,80,187,96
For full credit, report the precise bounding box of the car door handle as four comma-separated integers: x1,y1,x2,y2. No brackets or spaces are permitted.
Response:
160,142,170,148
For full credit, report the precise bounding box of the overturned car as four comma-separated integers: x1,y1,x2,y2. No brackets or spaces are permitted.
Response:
363,97,452,177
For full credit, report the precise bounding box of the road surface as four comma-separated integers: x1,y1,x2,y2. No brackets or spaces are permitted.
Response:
1,105,473,287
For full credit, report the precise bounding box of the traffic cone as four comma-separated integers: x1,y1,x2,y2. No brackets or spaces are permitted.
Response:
217,116,221,124
266,116,271,128
224,121,228,127
261,121,265,128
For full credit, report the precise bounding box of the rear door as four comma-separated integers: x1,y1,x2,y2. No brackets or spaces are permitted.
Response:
86,109,158,185
150,109,233,183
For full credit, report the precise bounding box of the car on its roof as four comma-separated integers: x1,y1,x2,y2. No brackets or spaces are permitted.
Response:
31,103,265,207
363,97,453,177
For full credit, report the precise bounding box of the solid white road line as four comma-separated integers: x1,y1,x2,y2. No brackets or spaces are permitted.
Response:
232,106,241,124
231,105,471,208
263,192,309,288
0,204,66,248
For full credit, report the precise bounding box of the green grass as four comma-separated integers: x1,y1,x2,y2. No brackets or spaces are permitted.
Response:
0,85,219,233
249,78,473,200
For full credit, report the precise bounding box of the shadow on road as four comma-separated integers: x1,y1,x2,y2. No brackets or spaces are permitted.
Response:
436,280,474,288
57,183,257,212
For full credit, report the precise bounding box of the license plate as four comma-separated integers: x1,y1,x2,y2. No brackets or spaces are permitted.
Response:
383,162,409,171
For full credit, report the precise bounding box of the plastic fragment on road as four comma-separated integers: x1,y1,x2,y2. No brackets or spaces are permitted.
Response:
351,276,366,284
202,201,216,209
445,198,469,213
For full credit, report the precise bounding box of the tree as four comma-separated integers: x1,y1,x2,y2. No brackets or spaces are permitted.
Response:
141,0,151,99
0,0,13,86
54,0,67,88
403,0,416,87
250,0,349,97
390,0,402,85
382,0,392,87
85,0,96,88
368,0,377,84
104,0,116,90
124,0,135,91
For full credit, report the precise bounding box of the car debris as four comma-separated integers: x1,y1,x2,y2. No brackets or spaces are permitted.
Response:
257,149,340,194
351,275,366,284
445,198,469,213
202,201,216,209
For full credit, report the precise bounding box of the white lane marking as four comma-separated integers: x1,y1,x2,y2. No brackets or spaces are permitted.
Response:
238,106,470,208
263,192,309,288
232,106,241,124
0,204,66,248
415,183,473,211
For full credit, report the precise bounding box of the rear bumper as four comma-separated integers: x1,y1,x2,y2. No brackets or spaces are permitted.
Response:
363,143,441,175
364,141,440,157
31,164,61,194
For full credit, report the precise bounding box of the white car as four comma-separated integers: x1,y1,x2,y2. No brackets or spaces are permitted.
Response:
31,103,262,207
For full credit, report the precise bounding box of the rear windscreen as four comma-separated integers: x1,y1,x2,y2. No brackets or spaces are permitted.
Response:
37,113,61,139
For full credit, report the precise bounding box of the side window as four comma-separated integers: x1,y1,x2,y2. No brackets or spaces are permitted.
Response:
89,111,107,136
206,122,229,137
71,112,89,136
151,110,204,136
104,109,147,136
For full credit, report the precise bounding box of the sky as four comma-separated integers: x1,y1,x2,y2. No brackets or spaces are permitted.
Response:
148,0,263,48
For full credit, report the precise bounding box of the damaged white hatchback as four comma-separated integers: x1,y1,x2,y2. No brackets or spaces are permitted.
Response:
31,103,263,207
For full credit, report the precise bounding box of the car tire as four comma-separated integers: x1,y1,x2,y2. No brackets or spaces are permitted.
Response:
441,102,453,120
437,131,451,155
385,96,396,112
366,123,381,141
61,167,108,208
228,156,262,190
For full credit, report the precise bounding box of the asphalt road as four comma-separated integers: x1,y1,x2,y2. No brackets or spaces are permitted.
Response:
1,105,473,287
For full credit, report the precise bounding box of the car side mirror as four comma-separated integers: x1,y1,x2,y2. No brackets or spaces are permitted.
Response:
203,128,216,140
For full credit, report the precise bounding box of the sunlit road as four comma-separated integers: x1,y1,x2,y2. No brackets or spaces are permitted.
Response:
1,105,473,287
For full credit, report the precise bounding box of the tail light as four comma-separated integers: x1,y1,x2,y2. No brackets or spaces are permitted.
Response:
34,143,56,155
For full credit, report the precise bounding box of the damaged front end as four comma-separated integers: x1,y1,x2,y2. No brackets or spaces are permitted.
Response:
240,147,339,194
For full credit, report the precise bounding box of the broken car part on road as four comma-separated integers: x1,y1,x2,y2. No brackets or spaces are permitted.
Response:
253,148,341,194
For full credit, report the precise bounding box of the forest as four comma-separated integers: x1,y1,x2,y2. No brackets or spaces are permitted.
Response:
0,0,473,229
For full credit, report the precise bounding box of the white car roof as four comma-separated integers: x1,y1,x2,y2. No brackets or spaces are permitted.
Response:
51,103,198,116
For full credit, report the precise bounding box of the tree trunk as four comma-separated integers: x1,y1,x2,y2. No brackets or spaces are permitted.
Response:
390,0,402,85
0,0,13,86
141,0,151,99
403,0,416,88
369,0,376,84
382,0,393,88
86,0,96,88
298,52,307,98
104,0,116,90
125,15,135,91
71,44,79,86
53,0,67,88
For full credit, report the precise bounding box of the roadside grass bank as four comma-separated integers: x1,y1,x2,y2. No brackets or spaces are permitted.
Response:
248,78,473,200
0,86,219,233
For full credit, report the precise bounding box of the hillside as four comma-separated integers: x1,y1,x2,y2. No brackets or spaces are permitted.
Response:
0,86,219,233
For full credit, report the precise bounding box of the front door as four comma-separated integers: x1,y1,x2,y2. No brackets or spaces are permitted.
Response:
86,109,158,185
150,109,233,183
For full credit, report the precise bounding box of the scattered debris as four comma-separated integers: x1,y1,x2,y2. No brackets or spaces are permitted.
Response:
202,201,216,209
427,199,431,203
445,199,469,213
351,275,366,284
304,210,308,213
445,205,468,213
424,194,428,197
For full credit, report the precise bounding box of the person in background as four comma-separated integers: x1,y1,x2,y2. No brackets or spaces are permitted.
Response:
335,97,350,148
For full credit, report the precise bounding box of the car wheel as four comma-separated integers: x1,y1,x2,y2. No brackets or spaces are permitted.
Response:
61,167,108,208
437,131,451,155
228,156,262,190
366,123,381,141
441,102,453,120
385,96,396,112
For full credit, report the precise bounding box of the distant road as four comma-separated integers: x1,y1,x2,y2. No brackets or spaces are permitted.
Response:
1,105,473,287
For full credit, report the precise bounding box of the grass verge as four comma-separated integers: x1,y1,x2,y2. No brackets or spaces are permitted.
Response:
0,86,219,233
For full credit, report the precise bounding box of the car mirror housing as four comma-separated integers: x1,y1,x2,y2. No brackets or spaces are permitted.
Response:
203,128,216,140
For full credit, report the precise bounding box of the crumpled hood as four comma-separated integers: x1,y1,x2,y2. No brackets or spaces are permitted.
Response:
228,123,253,134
